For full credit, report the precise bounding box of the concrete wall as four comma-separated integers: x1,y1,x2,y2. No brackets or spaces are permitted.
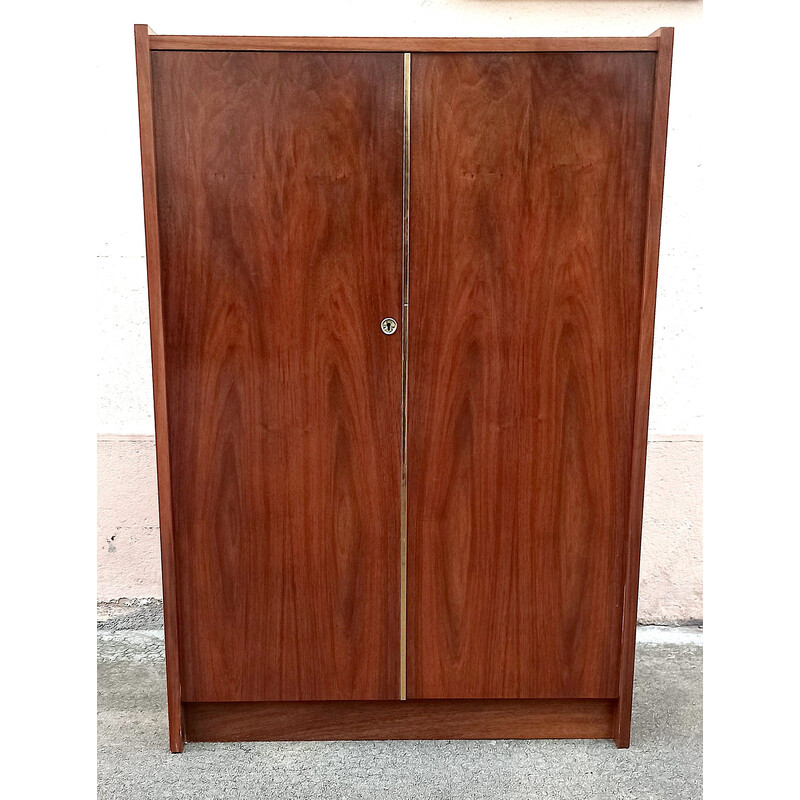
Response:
97,1,703,623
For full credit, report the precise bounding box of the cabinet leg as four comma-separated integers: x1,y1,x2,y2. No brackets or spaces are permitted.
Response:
169,729,185,753
168,701,185,753
613,696,632,748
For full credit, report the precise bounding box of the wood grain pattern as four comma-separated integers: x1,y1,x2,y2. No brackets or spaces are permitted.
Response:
149,36,658,53
150,51,404,702
183,699,616,741
407,53,657,700
134,23,184,753
138,29,674,746
614,27,674,749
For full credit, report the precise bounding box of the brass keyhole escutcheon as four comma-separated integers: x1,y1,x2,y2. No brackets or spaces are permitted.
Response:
381,317,398,335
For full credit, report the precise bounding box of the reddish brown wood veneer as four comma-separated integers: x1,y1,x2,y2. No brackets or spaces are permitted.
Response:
135,25,674,752
150,49,404,704
183,699,617,741
148,36,659,53
408,51,655,701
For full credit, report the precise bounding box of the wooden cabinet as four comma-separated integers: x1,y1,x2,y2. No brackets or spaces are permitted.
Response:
135,27,673,751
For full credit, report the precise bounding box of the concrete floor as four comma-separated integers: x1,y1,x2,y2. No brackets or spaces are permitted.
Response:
97,605,702,799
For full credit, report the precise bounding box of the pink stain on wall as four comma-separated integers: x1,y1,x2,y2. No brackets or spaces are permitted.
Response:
97,435,703,623
97,436,162,599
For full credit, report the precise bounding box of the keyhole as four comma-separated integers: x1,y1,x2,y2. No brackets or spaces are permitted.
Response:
381,317,398,335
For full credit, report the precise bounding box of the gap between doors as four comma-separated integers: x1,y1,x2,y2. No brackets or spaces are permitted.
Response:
400,52,411,701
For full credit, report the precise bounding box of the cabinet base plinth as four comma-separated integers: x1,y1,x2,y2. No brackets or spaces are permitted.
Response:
182,699,619,744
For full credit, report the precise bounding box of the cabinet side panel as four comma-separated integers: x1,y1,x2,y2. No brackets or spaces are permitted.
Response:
615,28,674,748
151,52,404,701
134,24,184,753
408,52,656,698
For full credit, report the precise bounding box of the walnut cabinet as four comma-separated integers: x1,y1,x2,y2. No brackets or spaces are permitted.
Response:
134,26,674,751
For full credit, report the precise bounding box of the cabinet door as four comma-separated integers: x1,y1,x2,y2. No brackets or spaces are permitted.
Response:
151,52,404,701
407,53,655,698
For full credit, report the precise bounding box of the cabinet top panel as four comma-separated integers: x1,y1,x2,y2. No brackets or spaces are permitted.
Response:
138,27,669,53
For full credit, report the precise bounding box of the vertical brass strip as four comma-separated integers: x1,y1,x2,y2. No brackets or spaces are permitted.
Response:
400,52,411,701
